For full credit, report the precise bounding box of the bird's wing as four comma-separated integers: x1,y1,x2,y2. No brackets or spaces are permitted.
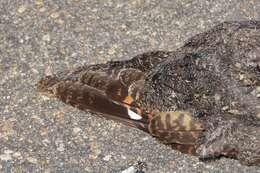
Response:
37,51,204,155
148,111,204,145
37,66,149,132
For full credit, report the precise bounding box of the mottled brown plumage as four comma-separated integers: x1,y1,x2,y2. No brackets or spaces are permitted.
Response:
37,21,260,166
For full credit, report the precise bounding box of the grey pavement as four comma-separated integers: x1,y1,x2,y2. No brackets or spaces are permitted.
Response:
0,0,260,172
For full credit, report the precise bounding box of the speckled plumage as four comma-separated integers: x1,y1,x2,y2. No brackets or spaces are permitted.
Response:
37,21,260,166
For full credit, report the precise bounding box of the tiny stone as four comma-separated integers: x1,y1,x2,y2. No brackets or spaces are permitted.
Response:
256,86,260,92
27,157,38,164
255,86,260,98
71,52,77,57
57,143,65,152
40,127,49,136
121,155,127,160
17,5,27,13
257,112,260,119
171,91,177,98
121,24,127,29
228,109,239,114
31,115,42,123
40,95,51,101
84,167,91,172
4,150,13,154
25,35,30,40
55,19,64,25
231,102,237,106
73,127,81,134
39,7,46,12
13,152,21,158
50,12,59,19
103,154,111,161
31,68,39,74
42,139,50,145
42,34,51,42
243,79,252,85
0,153,12,161
35,0,44,6
142,136,149,141
222,106,229,111
89,154,98,160
108,47,116,55
235,62,241,68
214,94,221,101
239,74,245,80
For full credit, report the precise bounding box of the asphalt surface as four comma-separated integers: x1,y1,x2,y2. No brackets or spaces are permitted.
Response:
0,0,260,172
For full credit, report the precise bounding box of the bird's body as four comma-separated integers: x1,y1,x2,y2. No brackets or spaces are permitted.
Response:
37,21,260,166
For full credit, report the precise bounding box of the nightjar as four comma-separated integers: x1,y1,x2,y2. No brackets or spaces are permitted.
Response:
37,21,260,166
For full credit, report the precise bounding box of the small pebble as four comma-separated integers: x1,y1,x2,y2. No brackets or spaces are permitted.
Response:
27,157,38,164
72,127,81,134
0,153,12,161
35,0,44,6
257,112,260,119
256,86,260,92
17,5,27,13
39,7,46,12
55,19,64,25
42,34,51,42
4,150,13,154
103,154,111,161
222,106,229,111
13,152,22,158
228,109,239,114
50,12,59,19
214,94,221,101
57,142,65,152
108,47,116,55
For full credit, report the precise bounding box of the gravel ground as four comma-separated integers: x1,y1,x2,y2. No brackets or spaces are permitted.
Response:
0,0,260,172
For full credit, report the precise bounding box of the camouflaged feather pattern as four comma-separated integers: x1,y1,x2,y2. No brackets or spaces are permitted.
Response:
37,21,260,166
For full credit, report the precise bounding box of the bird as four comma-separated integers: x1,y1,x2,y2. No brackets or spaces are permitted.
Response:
37,21,260,166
